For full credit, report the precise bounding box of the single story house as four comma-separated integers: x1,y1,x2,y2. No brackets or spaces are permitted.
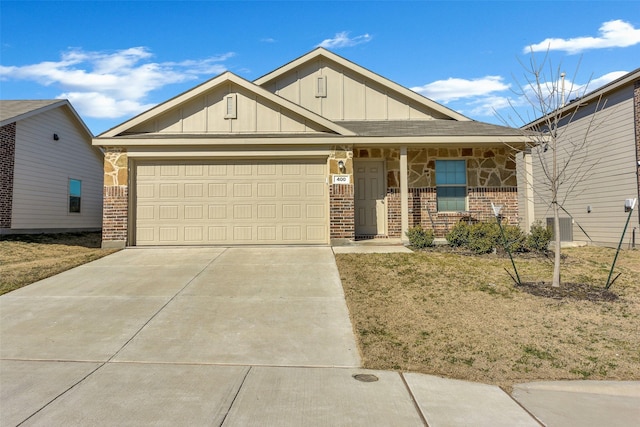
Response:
1,100,103,235
94,48,532,248
522,68,640,247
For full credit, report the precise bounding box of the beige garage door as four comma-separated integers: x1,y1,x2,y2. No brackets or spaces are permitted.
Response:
135,160,328,245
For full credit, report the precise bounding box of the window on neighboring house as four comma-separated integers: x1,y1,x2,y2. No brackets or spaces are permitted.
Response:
69,179,81,213
435,160,467,211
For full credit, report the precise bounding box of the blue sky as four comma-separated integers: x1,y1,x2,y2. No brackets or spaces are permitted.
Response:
1,1,639,135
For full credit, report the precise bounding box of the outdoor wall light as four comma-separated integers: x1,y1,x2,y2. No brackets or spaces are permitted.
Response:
53,133,59,141
338,160,346,173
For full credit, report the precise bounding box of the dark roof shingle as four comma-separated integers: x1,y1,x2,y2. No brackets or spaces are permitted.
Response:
335,120,524,137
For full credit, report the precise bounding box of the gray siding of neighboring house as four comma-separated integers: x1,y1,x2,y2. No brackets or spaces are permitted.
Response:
532,84,639,247
10,107,103,232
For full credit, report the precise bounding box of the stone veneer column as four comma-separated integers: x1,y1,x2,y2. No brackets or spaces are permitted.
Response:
0,123,16,230
102,148,128,248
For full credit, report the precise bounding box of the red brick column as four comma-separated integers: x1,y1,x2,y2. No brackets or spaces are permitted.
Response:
0,123,16,230
329,183,354,240
102,186,128,246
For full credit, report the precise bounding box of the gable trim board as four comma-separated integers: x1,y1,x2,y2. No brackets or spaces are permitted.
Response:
95,49,534,248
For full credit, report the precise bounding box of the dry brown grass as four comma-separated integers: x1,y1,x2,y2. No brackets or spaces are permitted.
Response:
336,246,640,389
0,232,118,295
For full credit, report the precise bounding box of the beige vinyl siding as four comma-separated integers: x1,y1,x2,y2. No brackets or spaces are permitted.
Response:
265,58,440,121
127,83,332,135
11,107,103,230
532,85,639,247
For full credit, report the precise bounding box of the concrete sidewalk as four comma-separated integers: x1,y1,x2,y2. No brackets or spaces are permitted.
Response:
1,247,638,426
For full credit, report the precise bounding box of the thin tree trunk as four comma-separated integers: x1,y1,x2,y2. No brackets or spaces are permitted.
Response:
552,201,561,287
551,122,561,288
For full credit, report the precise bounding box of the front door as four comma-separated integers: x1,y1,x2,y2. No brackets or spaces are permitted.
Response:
354,160,386,236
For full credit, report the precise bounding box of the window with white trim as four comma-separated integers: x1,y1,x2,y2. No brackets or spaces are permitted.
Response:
435,160,467,211
69,179,81,213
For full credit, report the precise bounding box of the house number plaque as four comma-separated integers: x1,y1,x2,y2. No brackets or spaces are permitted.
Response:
332,174,351,184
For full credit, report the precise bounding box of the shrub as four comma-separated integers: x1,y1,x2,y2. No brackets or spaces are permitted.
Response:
467,222,501,254
527,221,552,253
501,224,528,253
446,221,471,247
405,225,435,249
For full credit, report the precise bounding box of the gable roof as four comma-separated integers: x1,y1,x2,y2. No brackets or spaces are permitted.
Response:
99,71,356,138
0,99,93,137
254,47,470,122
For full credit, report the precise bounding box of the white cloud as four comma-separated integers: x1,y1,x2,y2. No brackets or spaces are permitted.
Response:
585,71,628,92
0,47,233,119
58,92,156,119
317,31,372,49
526,19,640,54
467,95,517,117
411,76,510,103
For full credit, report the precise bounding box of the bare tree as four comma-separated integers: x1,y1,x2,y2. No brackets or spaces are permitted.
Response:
501,51,606,287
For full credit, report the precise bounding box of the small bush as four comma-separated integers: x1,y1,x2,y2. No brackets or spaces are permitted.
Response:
446,221,471,247
467,222,501,254
406,225,435,249
501,224,528,253
527,221,552,253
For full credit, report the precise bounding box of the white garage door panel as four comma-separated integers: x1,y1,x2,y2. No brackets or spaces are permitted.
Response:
135,160,328,245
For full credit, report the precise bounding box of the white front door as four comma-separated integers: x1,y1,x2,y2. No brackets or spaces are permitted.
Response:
354,160,386,236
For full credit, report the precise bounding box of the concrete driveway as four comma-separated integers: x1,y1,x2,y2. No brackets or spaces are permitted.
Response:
1,247,362,425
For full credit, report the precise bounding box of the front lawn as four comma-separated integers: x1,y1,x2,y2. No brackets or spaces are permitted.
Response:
336,247,640,389
0,232,118,295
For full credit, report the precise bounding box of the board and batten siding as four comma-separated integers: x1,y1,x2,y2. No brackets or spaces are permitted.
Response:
11,107,103,230
126,83,332,135
532,84,639,247
262,58,443,121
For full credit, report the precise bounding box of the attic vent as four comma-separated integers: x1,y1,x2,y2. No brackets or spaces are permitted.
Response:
224,94,237,119
315,75,327,98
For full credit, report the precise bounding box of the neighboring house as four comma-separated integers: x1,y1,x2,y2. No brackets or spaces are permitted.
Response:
94,48,532,248
0,100,103,235
522,68,640,247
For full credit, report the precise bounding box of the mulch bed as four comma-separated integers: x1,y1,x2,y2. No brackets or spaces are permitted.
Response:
518,281,618,302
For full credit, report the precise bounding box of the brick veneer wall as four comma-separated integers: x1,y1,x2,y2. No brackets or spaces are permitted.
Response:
329,183,355,239
0,123,16,229
386,187,518,238
102,148,128,245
